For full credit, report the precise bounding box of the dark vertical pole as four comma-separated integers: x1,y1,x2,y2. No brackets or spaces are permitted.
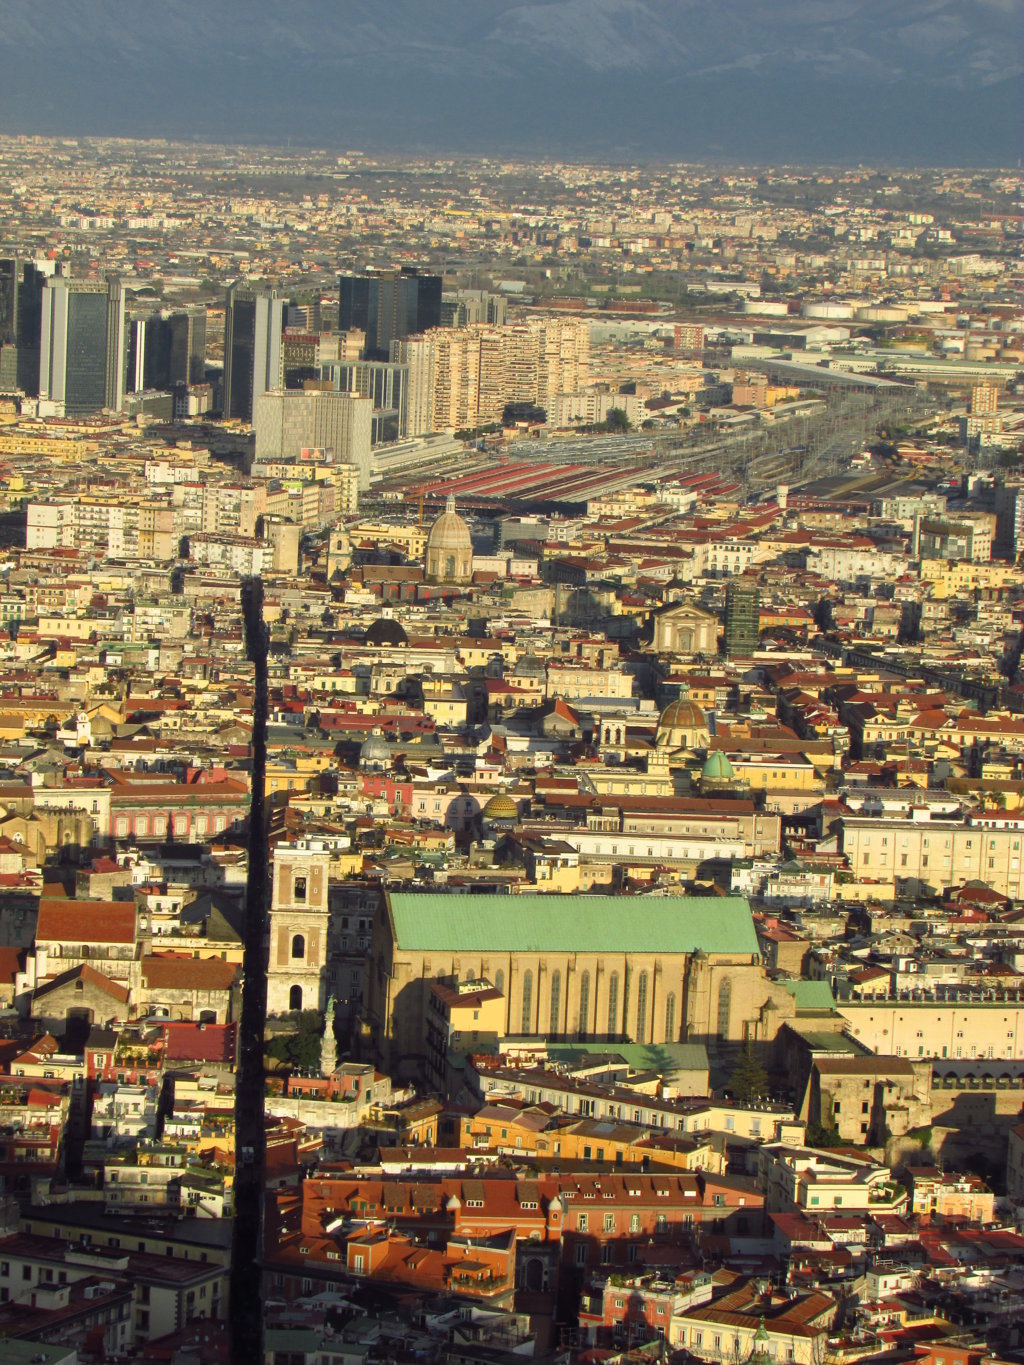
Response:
231,576,269,1364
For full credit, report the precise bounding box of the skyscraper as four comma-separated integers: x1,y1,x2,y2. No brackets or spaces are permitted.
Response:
0,259,19,391
724,579,761,657
126,305,207,394
104,276,128,411
0,256,46,394
126,317,149,393
38,275,127,415
338,267,442,360
222,283,284,422
333,360,409,443
994,484,1024,562
167,306,207,387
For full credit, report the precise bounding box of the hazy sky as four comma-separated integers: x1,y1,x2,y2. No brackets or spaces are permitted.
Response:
2,1,1022,164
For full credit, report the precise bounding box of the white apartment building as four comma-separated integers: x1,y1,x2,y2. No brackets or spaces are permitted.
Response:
840,808,1024,900
838,1000,1024,1060
253,389,373,490
551,390,648,428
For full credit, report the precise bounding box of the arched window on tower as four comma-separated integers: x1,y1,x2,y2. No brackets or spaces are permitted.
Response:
549,970,561,1035
636,971,649,1044
607,972,620,1036
495,968,505,996
289,984,303,1011
578,970,590,1037
521,970,533,1033
291,933,305,960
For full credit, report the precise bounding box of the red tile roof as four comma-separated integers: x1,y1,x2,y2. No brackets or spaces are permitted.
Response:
36,899,136,945
0,946,24,986
161,1021,237,1064
142,954,239,991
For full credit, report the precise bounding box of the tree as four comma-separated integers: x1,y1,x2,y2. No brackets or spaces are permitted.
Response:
603,407,631,433
729,1043,769,1102
266,1009,324,1073
805,1121,844,1149
502,401,546,426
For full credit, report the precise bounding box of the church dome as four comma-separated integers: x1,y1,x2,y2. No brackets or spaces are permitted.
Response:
514,652,546,679
656,695,710,750
359,734,391,768
701,749,736,784
365,616,408,646
425,495,473,585
482,793,519,821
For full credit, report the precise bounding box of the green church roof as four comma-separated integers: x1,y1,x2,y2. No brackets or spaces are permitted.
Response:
545,1041,709,1074
387,893,759,957
781,979,836,1011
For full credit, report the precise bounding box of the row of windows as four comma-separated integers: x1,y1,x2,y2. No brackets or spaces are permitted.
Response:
519,968,685,1040
113,812,230,839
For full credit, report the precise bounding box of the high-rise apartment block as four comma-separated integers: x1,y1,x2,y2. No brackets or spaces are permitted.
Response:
441,289,508,328
38,275,127,415
338,267,442,360
392,335,437,438
724,579,761,657
253,389,374,490
222,283,284,422
971,382,998,416
674,323,705,358
391,317,589,435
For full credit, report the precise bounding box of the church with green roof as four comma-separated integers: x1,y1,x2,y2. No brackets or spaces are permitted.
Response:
365,891,797,1080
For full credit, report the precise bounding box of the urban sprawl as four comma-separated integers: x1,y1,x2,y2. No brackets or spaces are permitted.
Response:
0,136,1022,1365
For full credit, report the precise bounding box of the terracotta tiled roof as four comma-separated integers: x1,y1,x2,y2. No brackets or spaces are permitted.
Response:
142,954,239,991
0,946,24,986
36,899,136,945
161,1020,237,1064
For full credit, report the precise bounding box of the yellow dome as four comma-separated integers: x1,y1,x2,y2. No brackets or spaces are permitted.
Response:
482,793,518,820
425,495,473,584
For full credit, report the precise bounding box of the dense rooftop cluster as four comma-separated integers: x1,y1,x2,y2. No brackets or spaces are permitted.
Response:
0,139,1020,1363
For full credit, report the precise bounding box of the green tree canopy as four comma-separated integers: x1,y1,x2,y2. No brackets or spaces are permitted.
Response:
729,1044,769,1102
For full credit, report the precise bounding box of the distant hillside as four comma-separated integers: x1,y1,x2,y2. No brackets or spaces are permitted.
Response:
2,0,1020,163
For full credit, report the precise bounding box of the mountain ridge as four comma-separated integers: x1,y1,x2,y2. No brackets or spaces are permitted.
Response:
2,1,1021,164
